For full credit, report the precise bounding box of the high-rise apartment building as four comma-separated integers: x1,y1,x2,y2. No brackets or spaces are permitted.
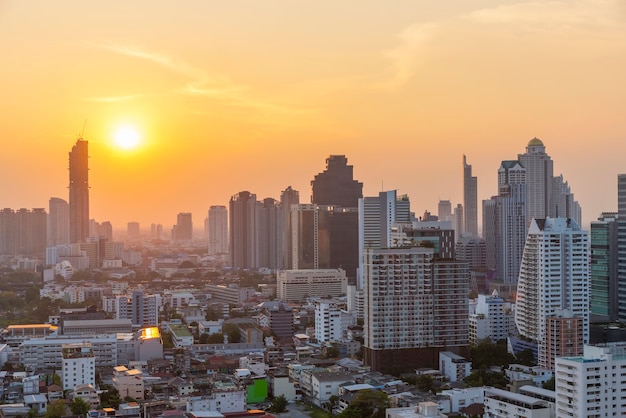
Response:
172,213,192,241
280,186,299,270
208,205,228,255
61,343,95,390
555,343,626,417
438,200,452,223
540,310,583,371
290,204,330,270
100,221,113,242
463,155,478,237
69,139,89,243
363,247,469,373
257,198,282,270
0,208,47,255
48,197,69,246
230,191,257,269
127,222,140,239
591,212,618,321
514,218,590,353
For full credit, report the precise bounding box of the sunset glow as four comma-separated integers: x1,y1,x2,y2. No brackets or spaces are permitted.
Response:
113,126,141,150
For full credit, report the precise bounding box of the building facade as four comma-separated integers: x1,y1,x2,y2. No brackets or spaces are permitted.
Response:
69,139,89,244
208,205,228,255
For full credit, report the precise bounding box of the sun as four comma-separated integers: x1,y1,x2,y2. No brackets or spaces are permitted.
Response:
113,125,141,150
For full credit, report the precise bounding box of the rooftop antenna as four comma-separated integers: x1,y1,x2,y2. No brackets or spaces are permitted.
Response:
79,119,87,139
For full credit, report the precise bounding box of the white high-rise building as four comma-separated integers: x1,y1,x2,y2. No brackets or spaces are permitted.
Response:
314,299,355,343
468,290,513,345
555,343,626,417
515,217,590,347
61,343,96,391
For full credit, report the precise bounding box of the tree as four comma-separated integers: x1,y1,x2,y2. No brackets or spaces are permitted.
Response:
205,333,224,344
268,395,288,413
338,390,389,418
46,400,66,418
70,397,90,416
542,376,555,391
415,374,434,393
515,348,536,366
223,323,241,343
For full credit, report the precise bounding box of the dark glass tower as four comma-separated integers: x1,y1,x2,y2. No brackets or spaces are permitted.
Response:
69,139,89,243
311,155,363,207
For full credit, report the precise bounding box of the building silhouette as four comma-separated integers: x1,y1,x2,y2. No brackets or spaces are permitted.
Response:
230,191,257,269
617,174,626,322
280,186,299,269
69,139,89,244
463,155,478,237
310,155,362,282
172,213,192,241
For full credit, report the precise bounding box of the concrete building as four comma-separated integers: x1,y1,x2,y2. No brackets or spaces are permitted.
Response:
48,197,69,246
468,290,512,346
113,366,145,400
484,387,553,418
208,205,228,255
172,212,193,241
314,299,356,343
591,212,618,321
463,155,478,237
555,343,626,417
280,186,299,270
439,351,471,383
276,269,347,302
229,191,258,269
363,247,469,373
69,138,89,244
515,218,590,355
61,343,96,390
540,310,583,371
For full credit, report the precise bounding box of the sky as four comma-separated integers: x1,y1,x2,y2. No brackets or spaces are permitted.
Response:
1,0,625,231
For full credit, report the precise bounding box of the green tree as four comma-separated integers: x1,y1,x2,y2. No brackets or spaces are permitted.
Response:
205,306,221,320
99,385,121,409
470,340,515,369
542,376,555,390
46,400,66,418
27,407,39,418
515,348,536,366
338,390,389,418
205,333,224,344
268,395,288,413
415,374,434,393
25,286,40,304
223,323,241,343
70,397,90,416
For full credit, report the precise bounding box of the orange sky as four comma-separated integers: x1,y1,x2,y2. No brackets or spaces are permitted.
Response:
1,0,625,231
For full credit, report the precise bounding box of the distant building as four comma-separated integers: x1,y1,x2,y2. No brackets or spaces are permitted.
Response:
69,138,89,244
208,205,228,255
229,191,257,269
172,213,192,241
48,197,69,246
463,155,478,237
127,222,140,239
277,269,347,302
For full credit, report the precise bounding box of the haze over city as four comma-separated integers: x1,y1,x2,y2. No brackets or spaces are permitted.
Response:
2,0,625,228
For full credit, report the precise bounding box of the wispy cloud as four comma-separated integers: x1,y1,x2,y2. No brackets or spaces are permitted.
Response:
382,0,623,88
92,41,311,115
86,94,143,103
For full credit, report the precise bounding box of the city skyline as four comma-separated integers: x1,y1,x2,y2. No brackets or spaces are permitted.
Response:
2,1,625,228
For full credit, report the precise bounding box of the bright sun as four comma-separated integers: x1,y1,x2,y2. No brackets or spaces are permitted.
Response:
113,126,141,150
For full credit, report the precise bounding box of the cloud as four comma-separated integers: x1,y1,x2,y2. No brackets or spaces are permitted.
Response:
85,94,143,103
382,0,623,87
93,41,310,115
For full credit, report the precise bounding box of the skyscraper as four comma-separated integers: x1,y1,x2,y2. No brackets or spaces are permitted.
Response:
280,186,299,269
172,213,193,241
69,139,89,243
230,191,257,269
518,137,581,224
48,197,69,246
617,174,626,322
310,155,362,281
311,155,362,207
438,199,452,223
257,197,281,270
514,218,589,352
590,212,618,322
463,155,478,237
208,205,228,255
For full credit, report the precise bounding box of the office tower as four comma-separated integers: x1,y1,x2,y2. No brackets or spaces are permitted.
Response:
208,205,228,255
310,155,362,282
463,155,478,237
48,197,69,246
482,198,497,271
172,212,192,241
555,343,626,417
363,246,468,373
257,197,281,270
311,155,363,207
514,218,589,352
438,199,452,222
280,186,299,269
127,221,140,239
455,236,487,270
518,137,581,224
618,174,626,322
89,219,101,238
230,191,258,269
591,212,618,321
69,139,89,243
100,221,113,242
